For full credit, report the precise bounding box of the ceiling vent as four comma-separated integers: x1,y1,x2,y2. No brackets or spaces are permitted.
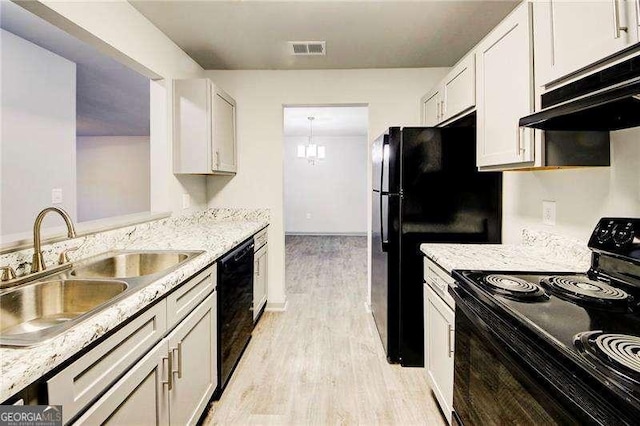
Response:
288,41,326,56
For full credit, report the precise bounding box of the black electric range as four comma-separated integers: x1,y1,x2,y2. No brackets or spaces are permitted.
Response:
450,218,640,425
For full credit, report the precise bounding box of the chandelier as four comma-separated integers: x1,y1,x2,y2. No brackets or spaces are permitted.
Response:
297,116,325,165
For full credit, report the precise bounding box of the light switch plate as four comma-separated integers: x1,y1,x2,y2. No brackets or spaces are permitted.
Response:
306,213,311,219
182,193,190,209
51,188,63,204
542,200,556,226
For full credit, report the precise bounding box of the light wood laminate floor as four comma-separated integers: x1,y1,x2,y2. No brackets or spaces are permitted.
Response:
204,235,446,425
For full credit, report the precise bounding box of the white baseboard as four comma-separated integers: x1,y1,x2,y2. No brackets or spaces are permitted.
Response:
266,299,288,312
285,232,366,236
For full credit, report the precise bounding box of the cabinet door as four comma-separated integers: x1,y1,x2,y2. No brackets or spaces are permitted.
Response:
442,55,475,121
74,340,170,426
534,0,639,86
476,2,534,167
166,291,217,426
211,86,237,174
173,79,211,174
426,286,455,425
253,245,268,321
49,302,166,423
421,89,442,126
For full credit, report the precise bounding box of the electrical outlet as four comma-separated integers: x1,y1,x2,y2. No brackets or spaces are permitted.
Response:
306,213,311,219
542,201,556,226
51,188,63,204
182,193,190,209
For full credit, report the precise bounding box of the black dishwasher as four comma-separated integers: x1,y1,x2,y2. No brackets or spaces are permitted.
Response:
215,238,254,398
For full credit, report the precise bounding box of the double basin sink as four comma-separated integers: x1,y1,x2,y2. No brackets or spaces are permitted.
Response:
0,250,203,347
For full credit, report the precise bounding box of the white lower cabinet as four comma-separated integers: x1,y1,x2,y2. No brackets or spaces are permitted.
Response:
75,340,170,425
253,243,268,321
425,285,455,424
167,290,217,426
423,257,456,426
73,291,217,425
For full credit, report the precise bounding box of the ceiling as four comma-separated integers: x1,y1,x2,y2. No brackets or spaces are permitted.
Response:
284,106,368,137
1,1,150,137
130,0,520,70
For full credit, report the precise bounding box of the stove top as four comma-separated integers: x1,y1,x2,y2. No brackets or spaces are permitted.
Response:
451,218,640,417
459,270,640,375
541,275,632,310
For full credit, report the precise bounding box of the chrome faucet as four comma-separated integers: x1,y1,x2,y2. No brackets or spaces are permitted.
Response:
31,207,77,273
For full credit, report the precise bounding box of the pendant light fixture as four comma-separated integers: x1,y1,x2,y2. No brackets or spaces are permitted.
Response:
297,116,325,165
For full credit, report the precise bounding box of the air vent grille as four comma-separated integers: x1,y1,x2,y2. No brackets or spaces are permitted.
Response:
288,41,326,56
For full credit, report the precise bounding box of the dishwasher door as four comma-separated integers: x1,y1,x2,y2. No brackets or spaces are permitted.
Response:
217,239,254,396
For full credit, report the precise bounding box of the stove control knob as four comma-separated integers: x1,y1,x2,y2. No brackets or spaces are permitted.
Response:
596,223,614,244
613,224,634,248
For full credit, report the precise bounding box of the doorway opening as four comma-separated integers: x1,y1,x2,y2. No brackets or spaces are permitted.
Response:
283,105,369,295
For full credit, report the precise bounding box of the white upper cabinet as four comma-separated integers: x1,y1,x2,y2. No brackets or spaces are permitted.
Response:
421,86,443,126
173,79,237,175
212,87,237,173
476,2,535,168
534,0,639,87
421,53,475,126
442,54,476,121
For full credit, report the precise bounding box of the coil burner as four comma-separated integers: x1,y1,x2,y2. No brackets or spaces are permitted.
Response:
575,331,640,383
482,274,548,302
541,276,631,311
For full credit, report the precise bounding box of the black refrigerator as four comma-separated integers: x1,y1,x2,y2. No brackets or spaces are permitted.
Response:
371,126,502,366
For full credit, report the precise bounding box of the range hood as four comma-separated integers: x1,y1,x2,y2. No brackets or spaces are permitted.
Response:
520,55,640,131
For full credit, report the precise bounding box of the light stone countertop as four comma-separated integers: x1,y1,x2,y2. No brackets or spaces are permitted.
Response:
0,208,269,402
420,229,592,275
420,244,590,275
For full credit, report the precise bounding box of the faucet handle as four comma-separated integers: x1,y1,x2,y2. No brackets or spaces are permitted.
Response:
1,266,17,282
58,247,79,265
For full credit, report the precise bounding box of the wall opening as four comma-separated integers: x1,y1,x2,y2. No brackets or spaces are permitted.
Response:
283,105,369,236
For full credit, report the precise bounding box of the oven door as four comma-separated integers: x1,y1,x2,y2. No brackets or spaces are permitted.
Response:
451,287,579,426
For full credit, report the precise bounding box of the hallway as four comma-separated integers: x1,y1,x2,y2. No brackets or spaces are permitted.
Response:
205,236,445,425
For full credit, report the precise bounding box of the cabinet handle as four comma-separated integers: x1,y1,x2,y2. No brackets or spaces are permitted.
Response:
162,351,173,391
440,100,446,120
448,324,455,357
256,258,260,277
176,341,183,379
517,126,526,160
613,0,628,38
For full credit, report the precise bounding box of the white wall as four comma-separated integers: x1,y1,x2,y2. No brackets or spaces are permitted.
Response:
503,127,640,243
0,29,76,236
205,68,449,309
284,135,368,235
76,136,150,222
28,0,207,216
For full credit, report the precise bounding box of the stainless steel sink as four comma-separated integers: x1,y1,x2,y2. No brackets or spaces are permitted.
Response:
0,250,203,346
70,251,192,279
0,279,128,345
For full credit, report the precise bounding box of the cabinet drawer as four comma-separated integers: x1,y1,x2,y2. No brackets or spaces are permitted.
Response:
48,301,167,423
424,258,454,285
254,228,268,250
423,258,455,309
166,264,216,329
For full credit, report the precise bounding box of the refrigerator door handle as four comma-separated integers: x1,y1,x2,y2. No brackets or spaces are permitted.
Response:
381,192,388,252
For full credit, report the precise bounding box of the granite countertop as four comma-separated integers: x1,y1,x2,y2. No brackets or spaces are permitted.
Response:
420,244,590,275
420,229,592,275
0,208,269,402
